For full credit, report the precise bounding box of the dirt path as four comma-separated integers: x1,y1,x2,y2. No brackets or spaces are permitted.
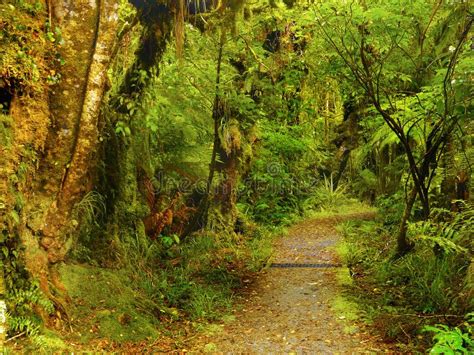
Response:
189,213,391,353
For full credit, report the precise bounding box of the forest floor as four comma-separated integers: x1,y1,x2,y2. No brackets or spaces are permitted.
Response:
187,212,394,353
9,212,397,353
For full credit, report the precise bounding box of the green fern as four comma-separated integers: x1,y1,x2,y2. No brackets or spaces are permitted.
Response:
408,203,474,254
5,282,54,344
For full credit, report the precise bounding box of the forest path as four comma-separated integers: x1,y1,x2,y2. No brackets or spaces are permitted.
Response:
189,212,391,353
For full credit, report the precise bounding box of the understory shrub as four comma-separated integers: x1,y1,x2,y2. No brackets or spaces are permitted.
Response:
339,204,473,350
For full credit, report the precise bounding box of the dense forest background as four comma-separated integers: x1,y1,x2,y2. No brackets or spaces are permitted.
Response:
0,0,472,352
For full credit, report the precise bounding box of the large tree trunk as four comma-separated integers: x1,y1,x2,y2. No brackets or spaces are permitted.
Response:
40,0,119,263
7,0,119,303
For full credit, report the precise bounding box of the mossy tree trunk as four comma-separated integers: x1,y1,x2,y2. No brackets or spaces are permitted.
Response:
333,99,361,190
217,132,241,225
40,0,119,262
187,33,247,233
99,2,178,251
7,0,119,306
0,268,6,350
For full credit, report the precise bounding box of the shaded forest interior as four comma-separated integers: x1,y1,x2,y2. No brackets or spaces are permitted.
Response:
0,0,473,352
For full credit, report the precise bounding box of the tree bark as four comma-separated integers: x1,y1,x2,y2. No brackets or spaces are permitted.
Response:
40,0,119,264
8,0,119,303
396,186,417,257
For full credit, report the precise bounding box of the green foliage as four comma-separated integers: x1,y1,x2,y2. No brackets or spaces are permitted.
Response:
157,233,243,320
117,0,137,37
339,202,473,349
424,314,474,354
72,191,106,226
375,193,406,226
6,282,54,344
12,0,43,15
343,213,471,313
0,226,54,344
310,174,349,211
185,284,233,320
0,118,12,177
245,225,276,272
118,229,260,322
160,234,180,249
386,251,465,314
238,120,329,224
408,203,473,256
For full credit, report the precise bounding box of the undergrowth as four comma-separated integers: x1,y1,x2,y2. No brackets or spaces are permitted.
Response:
337,203,473,351
50,211,280,351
